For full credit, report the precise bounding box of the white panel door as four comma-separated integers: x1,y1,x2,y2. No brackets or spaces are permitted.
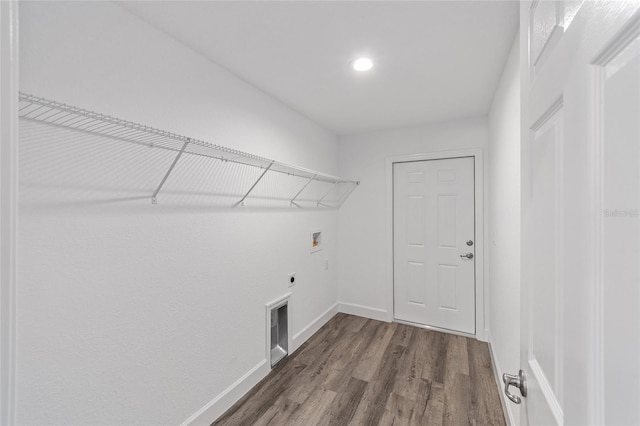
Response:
518,1,640,425
393,157,475,334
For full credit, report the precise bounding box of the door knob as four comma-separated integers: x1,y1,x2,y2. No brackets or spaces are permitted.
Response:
502,370,527,404
460,252,474,259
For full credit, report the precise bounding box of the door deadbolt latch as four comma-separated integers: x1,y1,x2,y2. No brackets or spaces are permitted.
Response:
502,370,527,404
466,240,474,246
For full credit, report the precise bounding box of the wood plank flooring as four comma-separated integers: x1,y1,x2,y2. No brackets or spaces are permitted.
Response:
214,314,506,426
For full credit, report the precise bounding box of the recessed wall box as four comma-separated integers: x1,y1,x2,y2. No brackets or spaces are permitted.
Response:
266,293,291,369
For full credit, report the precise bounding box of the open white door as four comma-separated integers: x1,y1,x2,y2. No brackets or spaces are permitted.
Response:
514,1,640,425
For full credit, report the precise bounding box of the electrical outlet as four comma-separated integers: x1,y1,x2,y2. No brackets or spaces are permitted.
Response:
324,260,329,270
288,273,296,287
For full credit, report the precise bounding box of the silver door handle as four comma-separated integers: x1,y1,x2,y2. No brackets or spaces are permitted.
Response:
460,252,474,259
502,370,527,404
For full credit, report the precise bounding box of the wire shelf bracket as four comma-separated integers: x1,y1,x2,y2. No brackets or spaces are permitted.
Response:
290,173,318,207
317,179,340,207
235,161,274,207
17,92,360,208
152,138,190,205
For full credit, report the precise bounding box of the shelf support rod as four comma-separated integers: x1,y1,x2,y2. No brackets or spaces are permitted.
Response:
317,179,340,207
335,181,360,208
235,161,274,207
290,173,318,206
151,138,190,204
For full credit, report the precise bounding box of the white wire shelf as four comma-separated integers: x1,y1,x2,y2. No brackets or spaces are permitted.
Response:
18,92,359,207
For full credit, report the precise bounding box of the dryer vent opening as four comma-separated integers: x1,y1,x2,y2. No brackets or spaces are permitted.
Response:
270,303,288,367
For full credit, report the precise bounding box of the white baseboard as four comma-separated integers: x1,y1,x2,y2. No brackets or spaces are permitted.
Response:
182,302,339,425
338,302,388,322
292,302,339,352
486,330,516,426
181,359,269,426
477,327,489,342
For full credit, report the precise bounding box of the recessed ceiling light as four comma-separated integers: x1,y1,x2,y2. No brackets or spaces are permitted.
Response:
352,57,373,72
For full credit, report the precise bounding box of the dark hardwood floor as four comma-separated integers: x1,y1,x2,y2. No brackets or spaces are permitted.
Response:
214,313,506,426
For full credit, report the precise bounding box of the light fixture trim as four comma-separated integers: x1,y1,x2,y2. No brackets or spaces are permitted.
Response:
352,57,373,72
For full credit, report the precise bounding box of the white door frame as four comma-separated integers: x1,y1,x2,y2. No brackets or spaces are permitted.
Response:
385,148,486,340
0,1,19,424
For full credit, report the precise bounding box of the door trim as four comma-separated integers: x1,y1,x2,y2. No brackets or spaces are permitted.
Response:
0,1,19,424
385,149,486,340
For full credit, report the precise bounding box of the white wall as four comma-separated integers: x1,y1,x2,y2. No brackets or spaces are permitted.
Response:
17,2,341,424
337,117,489,324
487,33,520,424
